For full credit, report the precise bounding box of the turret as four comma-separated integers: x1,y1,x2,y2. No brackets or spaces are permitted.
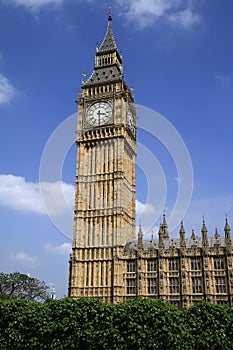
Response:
201,217,208,252
148,233,154,255
158,224,164,250
224,216,232,251
191,228,195,240
214,228,220,250
160,214,169,239
137,224,143,251
214,228,220,239
180,220,186,250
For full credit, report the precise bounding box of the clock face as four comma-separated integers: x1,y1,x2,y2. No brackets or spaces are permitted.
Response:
86,101,112,127
127,108,134,133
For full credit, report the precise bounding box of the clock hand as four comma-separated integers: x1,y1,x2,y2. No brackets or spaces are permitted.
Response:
97,110,106,116
97,109,108,124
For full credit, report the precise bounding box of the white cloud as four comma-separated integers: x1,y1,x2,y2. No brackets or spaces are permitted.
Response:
136,199,156,217
44,242,72,255
0,174,74,215
6,0,63,12
125,0,176,17
40,180,75,216
136,199,161,237
0,174,44,213
116,0,201,29
168,8,200,28
12,251,40,268
0,74,15,105
215,73,232,85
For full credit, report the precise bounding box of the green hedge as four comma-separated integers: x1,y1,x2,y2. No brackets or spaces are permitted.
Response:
0,298,233,349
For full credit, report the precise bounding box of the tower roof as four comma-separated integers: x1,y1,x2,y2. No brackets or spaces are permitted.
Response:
82,7,125,89
98,8,117,53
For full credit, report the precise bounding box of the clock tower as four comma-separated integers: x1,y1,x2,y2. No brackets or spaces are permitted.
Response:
68,9,137,302
68,9,233,307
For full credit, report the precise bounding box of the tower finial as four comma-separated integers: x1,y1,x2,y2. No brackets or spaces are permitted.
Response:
138,219,142,235
224,215,231,233
108,7,112,21
180,220,185,233
201,216,207,233
81,72,86,84
160,212,169,239
202,215,205,225
138,224,143,251
191,228,195,240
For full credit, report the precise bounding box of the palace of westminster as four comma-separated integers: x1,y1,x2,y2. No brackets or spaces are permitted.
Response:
68,9,233,308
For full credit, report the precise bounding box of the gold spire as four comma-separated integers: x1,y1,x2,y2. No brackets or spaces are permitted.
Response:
108,6,112,22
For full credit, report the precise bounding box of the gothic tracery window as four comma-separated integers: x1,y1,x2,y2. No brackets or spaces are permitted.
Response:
147,260,157,272
148,278,157,295
169,259,179,271
191,259,201,270
214,258,225,270
215,277,226,293
127,260,136,273
169,277,179,294
192,277,202,293
126,278,136,294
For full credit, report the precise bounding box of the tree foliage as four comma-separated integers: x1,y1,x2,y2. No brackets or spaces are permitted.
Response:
184,301,233,350
0,272,50,302
0,297,233,349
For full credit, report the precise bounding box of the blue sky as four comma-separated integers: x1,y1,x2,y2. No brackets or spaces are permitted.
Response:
1,0,233,298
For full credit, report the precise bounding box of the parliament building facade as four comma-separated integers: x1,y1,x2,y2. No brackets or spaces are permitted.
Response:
68,10,233,308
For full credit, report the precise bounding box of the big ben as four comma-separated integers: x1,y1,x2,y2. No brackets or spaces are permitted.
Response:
68,9,137,302
68,8,233,307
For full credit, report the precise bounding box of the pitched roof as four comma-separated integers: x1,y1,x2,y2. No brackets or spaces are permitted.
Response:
98,8,117,53
83,65,121,87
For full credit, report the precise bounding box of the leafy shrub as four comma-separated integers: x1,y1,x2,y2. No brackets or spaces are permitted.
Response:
0,298,233,349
